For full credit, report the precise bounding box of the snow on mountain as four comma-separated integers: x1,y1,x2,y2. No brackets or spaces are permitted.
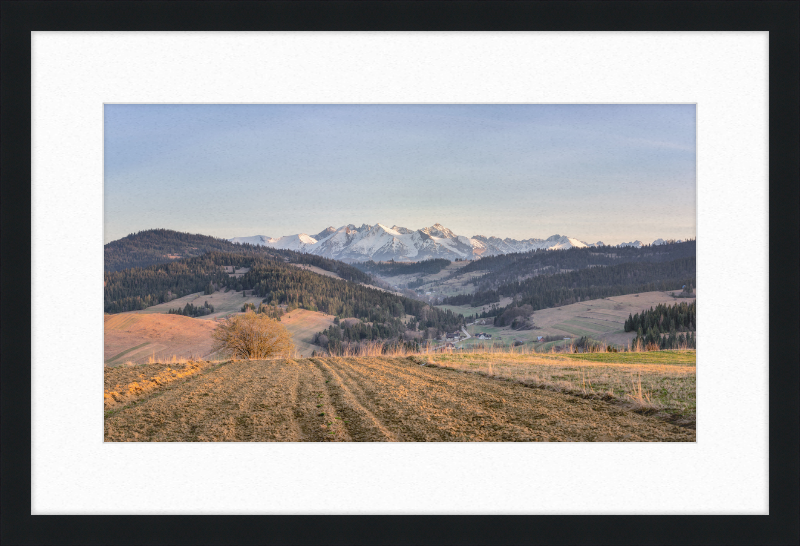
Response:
618,240,643,248
312,226,337,241
470,233,587,255
229,235,274,246
652,238,666,246
231,224,650,262
229,233,317,251
269,233,318,251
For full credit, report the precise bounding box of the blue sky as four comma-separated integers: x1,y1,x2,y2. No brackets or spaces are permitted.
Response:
104,104,696,244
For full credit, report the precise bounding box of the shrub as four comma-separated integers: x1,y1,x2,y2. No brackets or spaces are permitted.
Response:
212,311,294,359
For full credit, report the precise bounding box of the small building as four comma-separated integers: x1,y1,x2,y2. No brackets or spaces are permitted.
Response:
537,336,544,342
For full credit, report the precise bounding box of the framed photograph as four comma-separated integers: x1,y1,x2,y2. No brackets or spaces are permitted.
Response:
2,1,797,544
102,102,698,444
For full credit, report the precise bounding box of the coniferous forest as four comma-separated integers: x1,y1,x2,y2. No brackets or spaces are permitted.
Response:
443,257,695,312
104,251,463,349
104,229,374,286
104,229,695,353
354,258,451,277
625,301,697,349
448,240,695,289
168,301,215,317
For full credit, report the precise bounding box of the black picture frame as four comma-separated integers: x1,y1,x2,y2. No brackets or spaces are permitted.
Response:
2,2,798,545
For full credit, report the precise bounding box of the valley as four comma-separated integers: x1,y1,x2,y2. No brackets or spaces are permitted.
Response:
436,289,696,351
103,228,697,442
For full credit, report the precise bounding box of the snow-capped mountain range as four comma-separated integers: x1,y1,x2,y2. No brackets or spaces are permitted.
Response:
229,223,671,262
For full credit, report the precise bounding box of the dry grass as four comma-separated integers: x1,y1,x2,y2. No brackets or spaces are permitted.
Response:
279,309,336,356
104,313,219,366
134,288,264,320
288,263,342,279
422,350,696,426
104,359,214,411
319,343,695,426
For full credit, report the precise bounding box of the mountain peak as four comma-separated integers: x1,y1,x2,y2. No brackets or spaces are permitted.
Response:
229,223,657,262
421,223,457,239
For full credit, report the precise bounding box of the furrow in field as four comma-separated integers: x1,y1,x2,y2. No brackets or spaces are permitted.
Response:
332,357,694,442
105,357,696,442
292,359,349,441
311,358,397,441
333,357,544,441
105,360,298,441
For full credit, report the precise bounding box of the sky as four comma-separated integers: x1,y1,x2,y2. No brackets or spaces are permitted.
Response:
104,104,696,245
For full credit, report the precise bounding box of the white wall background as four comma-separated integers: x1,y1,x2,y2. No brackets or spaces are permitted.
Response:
31,32,768,514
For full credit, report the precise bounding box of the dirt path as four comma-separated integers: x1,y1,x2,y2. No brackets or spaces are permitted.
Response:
104,357,695,442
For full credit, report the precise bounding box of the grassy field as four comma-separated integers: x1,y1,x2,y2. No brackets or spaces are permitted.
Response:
279,309,336,357
436,297,514,317
104,313,219,366
108,305,336,363
561,318,620,332
104,341,151,364
288,263,342,279
548,323,599,337
105,354,695,442
428,350,696,425
135,289,266,320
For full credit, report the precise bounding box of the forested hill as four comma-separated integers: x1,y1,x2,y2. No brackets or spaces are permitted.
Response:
353,258,451,277
104,229,244,271
453,240,695,290
104,229,374,285
443,256,696,313
104,251,463,342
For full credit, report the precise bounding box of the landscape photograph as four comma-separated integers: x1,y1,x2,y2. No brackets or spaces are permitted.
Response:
104,104,697,442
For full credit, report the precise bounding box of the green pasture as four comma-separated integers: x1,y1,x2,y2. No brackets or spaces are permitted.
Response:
563,350,696,366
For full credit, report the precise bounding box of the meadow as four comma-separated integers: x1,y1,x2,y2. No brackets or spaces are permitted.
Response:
134,288,265,320
427,350,696,426
104,313,219,365
279,309,336,356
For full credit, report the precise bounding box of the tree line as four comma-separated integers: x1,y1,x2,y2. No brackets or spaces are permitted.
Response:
168,301,215,317
313,300,463,354
446,240,696,291
104,228,376,286
624,301,696,334
353,258,451,277
444,256,695,309
241,302,286,320
105,251,463,346
104,229,249,271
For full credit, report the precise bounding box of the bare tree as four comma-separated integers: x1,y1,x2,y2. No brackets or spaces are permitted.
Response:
212,311,295,359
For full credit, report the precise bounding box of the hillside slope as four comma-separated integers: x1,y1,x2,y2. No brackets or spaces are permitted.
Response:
104,356,695,442
104,313,218,366
104,229,378,285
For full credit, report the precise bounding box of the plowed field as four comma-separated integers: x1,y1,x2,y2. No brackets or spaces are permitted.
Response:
104,357,695,442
